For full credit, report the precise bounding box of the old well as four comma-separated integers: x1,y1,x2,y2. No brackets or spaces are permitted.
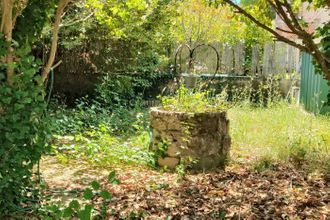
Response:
150,107,231,171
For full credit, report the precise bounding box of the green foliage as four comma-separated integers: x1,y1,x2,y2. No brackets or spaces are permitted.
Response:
96,71,173,108
0,43,50,213
87,0,176,43
55,0,175,77
13,0,57,45
153,137,171,159
108,171,121,184
161,84,228,113
215,76,284,108
58,2,95,49
49,99,110,135
53,129,154,167
49,97,149,135
48,76,156,167
304,0,329,8
170,0,271,45
96,74,136,107
175,157,198,178
235,0,273,46
253,155,274,172
49,98,154,167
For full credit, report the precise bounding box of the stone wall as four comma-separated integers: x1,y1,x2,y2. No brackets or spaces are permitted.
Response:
150,108,231,171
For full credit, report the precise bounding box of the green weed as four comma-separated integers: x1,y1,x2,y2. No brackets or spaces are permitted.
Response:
160,84,228,113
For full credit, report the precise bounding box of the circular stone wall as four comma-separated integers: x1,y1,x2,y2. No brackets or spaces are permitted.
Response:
150,107,231,171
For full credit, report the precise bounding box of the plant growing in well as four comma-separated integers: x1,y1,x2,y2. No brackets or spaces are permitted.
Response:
160,84,228,113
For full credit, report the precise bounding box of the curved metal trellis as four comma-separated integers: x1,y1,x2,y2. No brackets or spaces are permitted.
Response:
174,43,220,80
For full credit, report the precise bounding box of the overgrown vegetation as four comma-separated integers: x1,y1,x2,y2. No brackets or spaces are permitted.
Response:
161,84,228,113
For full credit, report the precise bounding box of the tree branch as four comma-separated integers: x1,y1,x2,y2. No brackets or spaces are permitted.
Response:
281,0,304,32
272,0,303,35
222,0,308,52
222,0,329,82
60,12,93,27
276,27,294,34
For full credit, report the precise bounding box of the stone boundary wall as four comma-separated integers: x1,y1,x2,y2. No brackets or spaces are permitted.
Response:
150,108,231,171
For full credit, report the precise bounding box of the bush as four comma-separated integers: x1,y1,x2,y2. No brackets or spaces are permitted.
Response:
49,97,148,136
95,71,174,108
96,74,136,108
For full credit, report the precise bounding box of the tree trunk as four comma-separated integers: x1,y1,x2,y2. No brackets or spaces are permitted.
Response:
41,0,70,83
1,0,14,86
312,51,330,82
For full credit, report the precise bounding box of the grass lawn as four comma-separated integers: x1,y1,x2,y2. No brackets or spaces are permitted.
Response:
229,103,330,173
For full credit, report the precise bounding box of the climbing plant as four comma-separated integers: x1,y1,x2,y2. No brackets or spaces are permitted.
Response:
0,41,50,214
0,0,72,214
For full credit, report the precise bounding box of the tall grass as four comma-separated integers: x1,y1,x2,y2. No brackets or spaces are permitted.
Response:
229,102,330,173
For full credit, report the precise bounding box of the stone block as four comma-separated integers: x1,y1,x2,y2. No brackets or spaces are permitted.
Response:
166,144,181,157
158,157,180,169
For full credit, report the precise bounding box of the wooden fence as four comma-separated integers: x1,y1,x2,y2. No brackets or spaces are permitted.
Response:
175,41,300,76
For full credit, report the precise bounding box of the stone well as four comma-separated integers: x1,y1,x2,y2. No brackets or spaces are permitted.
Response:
150,107,231,171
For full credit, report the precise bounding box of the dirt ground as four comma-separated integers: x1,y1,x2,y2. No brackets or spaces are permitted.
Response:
41,157,329,219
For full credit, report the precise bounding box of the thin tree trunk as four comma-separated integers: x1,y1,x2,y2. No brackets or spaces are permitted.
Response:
1,0,14,86
41,0,70,83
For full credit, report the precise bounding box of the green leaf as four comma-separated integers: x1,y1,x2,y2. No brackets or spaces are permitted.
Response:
111,179,121,185
107,171,121,184
14,103,25,110
91,180,101,190
62,207,73,218
83,188,94,200
100,190,112,200
78,205,93,220
69,200,80,210
108,171,116,182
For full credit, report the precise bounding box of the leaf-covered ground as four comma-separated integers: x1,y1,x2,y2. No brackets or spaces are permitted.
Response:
41,157,329,219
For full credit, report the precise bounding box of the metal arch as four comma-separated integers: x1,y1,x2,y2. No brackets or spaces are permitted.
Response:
174,43,221,88
191,43,220,80
174,43,192,75
174,43,220,76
